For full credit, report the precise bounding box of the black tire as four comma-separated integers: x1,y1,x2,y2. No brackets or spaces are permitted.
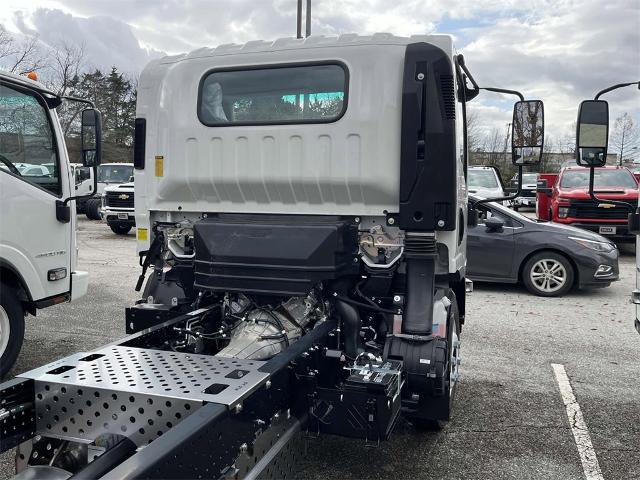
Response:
0,283,25,378
522,251,574,297
409,292,461,431
110,224,132,235
85,198,102,220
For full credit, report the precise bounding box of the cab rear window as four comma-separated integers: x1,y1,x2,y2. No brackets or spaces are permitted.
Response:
198,63,348,126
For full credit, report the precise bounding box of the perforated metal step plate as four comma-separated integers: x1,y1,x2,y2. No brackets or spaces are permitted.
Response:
20,346,269,407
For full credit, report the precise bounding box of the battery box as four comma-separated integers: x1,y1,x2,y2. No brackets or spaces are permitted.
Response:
310,358,403,442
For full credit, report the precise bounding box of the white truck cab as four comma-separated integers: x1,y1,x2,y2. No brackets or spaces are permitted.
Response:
0,71,102,377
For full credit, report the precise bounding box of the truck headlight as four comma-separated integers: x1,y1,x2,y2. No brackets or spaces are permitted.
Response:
558,206,569,218
569,236,615,253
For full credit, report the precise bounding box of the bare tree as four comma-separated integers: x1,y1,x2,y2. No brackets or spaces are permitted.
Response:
0,25,46,75
45,41,87,136
466,111,483,153
50,41,85,96
610,112,640,165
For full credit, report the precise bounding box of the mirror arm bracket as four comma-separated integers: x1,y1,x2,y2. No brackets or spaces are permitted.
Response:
62,96,95,108
480,87,524,102
594,81,640,100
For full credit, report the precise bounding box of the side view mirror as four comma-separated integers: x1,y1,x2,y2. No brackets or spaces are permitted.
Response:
511,100,544,165
484,216,504,231
81,108,102,168
576,100,609,167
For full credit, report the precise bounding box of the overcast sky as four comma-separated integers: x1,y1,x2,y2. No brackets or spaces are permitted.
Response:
1,0,638,147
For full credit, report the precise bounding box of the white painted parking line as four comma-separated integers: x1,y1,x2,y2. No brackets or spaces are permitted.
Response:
551,363,604,480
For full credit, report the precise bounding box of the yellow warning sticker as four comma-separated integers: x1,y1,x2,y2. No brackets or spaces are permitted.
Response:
155,156,164,177
137,228,148,241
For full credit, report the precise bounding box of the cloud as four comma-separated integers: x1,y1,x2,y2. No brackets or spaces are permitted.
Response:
460,0,640,143
0,0,637,144
9,7,164,74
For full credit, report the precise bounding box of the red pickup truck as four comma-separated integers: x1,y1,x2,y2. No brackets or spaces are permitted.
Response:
537,165,638,242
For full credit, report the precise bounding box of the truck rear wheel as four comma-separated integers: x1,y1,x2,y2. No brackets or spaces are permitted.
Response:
409,292,461,431
110,224,132,235
0,283,25,378
85,198,102,220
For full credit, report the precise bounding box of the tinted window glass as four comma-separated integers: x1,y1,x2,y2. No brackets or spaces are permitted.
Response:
0,83,60,195
97,164,133,183
468,169,499,188
199,64,347,125
560,169,637,188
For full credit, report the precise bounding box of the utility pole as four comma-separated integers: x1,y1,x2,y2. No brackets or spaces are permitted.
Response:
296,0,302,38
296,0,311,38
620,126,626,166
504,122,511,169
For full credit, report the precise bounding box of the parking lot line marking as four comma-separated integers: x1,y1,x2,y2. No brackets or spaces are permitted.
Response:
551,363,604,480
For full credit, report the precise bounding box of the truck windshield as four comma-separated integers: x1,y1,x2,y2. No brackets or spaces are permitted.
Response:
97,164,133,183
468,169,499,188
0,83,60,195
560,169,637,188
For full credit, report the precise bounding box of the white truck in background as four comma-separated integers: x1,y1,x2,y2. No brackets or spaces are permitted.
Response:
82,162,133,219
0,71,102,377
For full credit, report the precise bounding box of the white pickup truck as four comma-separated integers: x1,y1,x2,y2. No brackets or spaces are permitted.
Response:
101,181,135,234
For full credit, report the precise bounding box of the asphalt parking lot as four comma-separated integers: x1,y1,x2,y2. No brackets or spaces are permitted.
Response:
1,216,639,479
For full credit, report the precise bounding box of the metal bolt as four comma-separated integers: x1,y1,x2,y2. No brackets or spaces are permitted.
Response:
437,220,445,227
239,443,248,453
354,217,360,223
353,257,359,263
234,403,243,414
417,72,425,80
393,295,401,303
273,413,280,420
387,217,395,225
265,380,272,390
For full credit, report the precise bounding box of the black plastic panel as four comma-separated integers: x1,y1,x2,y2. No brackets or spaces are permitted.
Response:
193,215,359,296
399,43,457,231
133,118,146,170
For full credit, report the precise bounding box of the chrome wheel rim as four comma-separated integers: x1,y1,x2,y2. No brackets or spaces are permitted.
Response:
530,259,567,293
0,305,10,358
449,329,460,394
